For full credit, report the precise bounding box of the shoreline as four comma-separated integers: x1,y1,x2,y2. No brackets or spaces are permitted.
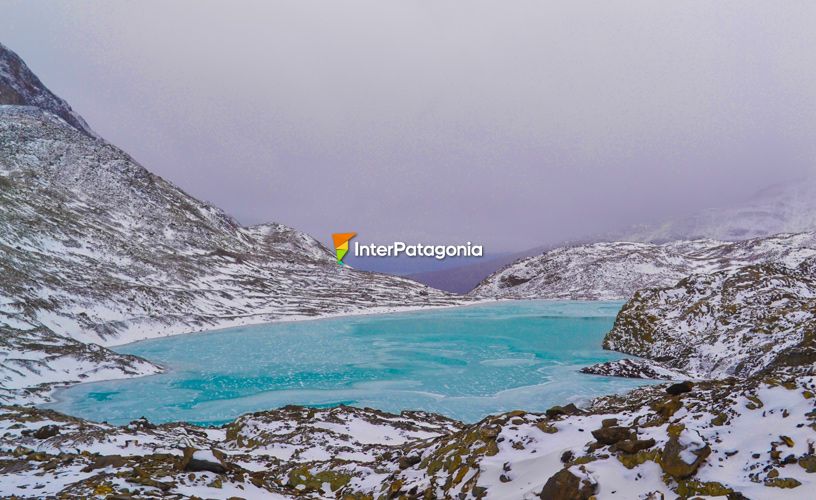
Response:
38,300,661,429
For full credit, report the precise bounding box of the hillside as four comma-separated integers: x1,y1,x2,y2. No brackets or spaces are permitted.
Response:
472,232,816,300
0,43,462,401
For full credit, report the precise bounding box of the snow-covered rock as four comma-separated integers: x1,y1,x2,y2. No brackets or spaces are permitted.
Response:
3,374,813,498
603,258,816,380
579,358,687,381
471,233,816,300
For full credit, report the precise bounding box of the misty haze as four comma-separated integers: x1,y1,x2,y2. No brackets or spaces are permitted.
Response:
2,2,816,499
2,1,814,255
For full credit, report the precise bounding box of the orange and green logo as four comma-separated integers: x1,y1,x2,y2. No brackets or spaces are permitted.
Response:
332,232,357,265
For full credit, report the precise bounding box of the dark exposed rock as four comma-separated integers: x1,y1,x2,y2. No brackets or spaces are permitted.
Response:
666,381,694,395
0,42,95,136
32,424,60,439
591,426,634,446
500,274,531,287
398,454,421,469
545,404,582,418
180,447,227,474
601,418,618,428
81,454,128,472
614,438,656,454
539,468,596,500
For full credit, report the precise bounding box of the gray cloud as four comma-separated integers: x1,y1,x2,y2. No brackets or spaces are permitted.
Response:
2,0,815,251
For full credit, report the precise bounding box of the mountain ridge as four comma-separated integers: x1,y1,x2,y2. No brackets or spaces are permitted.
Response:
471,231,816,300
0,43,95,137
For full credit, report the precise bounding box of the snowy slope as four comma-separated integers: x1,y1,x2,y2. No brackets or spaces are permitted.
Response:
472,232,816,300
0,45,464,401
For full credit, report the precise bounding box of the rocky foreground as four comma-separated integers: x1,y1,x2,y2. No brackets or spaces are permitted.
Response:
1,370,814,499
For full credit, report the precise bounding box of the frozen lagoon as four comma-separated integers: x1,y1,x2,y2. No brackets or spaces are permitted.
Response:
47,301,657,425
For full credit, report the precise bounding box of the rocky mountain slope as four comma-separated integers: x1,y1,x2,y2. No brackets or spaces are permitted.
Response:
602,257,816,380
453,177,816,296
472,232,816,300
0,43,94,137
0,43,463,402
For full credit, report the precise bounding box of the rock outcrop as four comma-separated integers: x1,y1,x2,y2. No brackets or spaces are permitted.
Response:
604,259,816,379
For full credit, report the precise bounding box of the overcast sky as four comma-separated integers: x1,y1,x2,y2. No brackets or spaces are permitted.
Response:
2,1,815,251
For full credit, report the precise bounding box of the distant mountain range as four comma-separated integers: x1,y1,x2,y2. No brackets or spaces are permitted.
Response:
406,249,541,294
472,232,816,300
410,178,816,294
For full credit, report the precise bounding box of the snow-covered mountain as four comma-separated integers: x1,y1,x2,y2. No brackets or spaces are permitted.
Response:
0,43,94,137
471,232,816,300
0,43,462,401
617,179,816,243
415,176,816,294
3,41,816,499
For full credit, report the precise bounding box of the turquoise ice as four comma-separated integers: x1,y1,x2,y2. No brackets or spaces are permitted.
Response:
46,301,657,425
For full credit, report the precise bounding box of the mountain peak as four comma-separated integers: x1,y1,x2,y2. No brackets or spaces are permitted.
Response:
0,42,95,137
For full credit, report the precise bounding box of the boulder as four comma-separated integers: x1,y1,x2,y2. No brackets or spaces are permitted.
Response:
33,425,60,439
545,404,582,418
615,438,656,454
398,454,421,469
180,447,227,474
539,468,596,500
660,433,710,479
591,426,634,446
666,381,694,395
